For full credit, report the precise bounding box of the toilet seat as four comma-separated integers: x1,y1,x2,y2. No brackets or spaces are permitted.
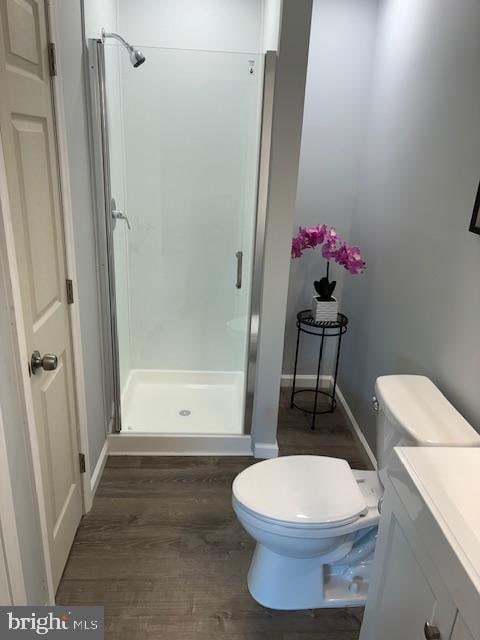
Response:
232,455,368,529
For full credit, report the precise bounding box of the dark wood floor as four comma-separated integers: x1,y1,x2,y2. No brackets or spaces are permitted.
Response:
57,389,370,639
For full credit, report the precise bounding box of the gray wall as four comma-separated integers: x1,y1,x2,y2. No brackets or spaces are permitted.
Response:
55,1,109,472
340,0,480,451
252,0,313,454
283,0,380,376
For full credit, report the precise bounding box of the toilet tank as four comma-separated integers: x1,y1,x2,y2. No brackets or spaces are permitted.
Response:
375,375,480,471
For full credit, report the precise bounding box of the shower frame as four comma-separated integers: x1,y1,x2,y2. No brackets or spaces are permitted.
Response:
87,38,276,445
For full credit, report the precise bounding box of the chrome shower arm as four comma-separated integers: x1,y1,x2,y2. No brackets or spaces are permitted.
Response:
101,29,133,52
101,29,146,68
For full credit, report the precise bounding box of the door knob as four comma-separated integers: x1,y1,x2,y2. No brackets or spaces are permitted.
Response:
424,622,441,640
31,351,58,375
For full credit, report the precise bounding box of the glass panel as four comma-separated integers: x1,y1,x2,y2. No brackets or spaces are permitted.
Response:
104,45,264,434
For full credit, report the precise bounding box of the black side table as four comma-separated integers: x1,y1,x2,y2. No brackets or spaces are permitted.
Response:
290,310,348,430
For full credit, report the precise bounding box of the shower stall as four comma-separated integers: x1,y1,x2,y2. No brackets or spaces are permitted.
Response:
88,33,275,450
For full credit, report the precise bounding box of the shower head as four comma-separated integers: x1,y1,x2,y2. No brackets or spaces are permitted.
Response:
129,48,146,68
101,29,146,68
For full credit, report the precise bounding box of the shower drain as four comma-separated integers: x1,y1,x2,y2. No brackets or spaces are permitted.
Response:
179,409,191,417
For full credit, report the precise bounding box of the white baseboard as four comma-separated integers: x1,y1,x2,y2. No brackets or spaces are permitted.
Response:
334,385,377,469
90,439,109,497
282,373,377,469
253,441,279,459
281,374,331,389
108,433,252,456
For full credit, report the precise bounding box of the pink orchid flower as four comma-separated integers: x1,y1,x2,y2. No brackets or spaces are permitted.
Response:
291,224,365,275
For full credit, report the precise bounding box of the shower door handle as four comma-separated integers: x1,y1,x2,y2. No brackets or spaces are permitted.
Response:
236,251,243,289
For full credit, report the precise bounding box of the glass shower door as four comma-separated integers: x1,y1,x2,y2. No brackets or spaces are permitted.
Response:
104,45,264,435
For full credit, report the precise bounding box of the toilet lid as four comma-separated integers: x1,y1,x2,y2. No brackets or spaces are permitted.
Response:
233,456,367,527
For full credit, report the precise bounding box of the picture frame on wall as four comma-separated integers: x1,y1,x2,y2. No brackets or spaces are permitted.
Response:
469,181,480,235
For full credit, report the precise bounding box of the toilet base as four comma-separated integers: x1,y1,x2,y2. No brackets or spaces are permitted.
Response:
247,543,371,610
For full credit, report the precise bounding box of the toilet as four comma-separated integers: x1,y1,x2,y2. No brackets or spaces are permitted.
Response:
232,375,480,610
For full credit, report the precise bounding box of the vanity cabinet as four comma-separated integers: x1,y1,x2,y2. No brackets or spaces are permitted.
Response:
360,448,480,640
360,482,457,640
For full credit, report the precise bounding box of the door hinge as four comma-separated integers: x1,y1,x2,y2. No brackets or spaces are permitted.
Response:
66,279,74,304
79,453,86,474
48,42,57,77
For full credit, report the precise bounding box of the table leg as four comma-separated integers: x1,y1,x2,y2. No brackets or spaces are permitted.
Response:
290,322,301,408
311,329,325,430
330,328,343,412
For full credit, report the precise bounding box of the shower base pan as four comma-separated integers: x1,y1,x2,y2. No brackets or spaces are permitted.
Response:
109,370,252,456
121,369,244,434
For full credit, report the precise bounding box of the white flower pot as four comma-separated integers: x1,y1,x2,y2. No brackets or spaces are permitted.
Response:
311,296,338,322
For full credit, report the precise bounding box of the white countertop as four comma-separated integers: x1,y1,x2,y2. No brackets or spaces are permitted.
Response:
392,447,480,636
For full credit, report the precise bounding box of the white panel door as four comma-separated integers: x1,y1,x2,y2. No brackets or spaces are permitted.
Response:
0,0,82,590
0,527,12,605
